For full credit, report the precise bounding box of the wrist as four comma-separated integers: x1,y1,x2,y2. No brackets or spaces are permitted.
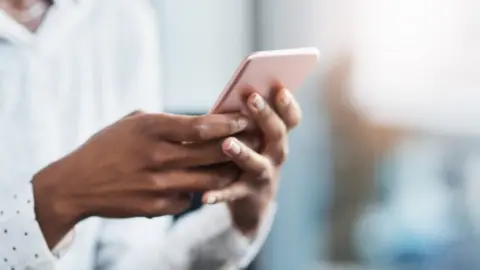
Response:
228,194,271,236
32,157,84,248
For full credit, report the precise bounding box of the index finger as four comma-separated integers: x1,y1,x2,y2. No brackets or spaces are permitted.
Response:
142,113,252,142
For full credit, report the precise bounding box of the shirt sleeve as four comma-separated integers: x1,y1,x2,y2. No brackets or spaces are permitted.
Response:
0,182,75,270
94,203,276,270
158,202,277,270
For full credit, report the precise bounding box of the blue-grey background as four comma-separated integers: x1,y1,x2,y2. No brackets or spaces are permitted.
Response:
151,1,480,269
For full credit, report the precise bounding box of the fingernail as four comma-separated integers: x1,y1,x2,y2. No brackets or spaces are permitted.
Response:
226,138,242,156
206,196,217,204
250,94,265,110
235,117,249,131
279,89,292,107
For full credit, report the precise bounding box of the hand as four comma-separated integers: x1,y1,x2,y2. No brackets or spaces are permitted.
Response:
32,111,253,248
202,89,302,235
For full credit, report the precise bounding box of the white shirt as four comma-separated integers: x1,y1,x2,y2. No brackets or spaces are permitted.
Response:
0,0,275,269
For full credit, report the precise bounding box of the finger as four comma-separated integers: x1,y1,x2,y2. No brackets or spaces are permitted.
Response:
143,194,191,217
144,164,240,193
111,194,191,218
222,137,273,181
154,134,261,169
245,93,287,143
237,134,262,152
141,113,251,142
267,140,289,165
202,181,251,204
273,88,302,130
175,134,261,167
245,93,290,164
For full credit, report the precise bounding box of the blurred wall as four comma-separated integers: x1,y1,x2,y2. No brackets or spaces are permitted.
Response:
154,0,254,112
320,0,480,266
350,0,480,136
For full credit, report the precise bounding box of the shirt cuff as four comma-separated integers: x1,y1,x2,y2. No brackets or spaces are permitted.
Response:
0,183,74,270
52,229,76,259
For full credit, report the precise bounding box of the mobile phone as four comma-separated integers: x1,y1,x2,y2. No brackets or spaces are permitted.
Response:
209,47,320,114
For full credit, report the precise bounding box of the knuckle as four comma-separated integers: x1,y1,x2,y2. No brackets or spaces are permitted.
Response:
288,107,302,128
228,116,246,134
147,142,179,167
146,147,158,163
259,105,274,119
252,159,274,181
162,144,185,167
137,114,156,135
275,145,289,165
139,114,154,129
237,147,251,162
147,174,165,191
146,145,166,165
190,117,208,140
127,110,144,118
257,166,273,182
228,120,238,135
270,124,287,142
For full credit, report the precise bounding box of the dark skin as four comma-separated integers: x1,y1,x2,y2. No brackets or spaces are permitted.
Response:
34,90,301,248
3,0,303,249
33,111,258,248
204,89,302,235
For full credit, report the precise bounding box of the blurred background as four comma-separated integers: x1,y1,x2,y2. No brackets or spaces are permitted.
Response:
151,0,480,269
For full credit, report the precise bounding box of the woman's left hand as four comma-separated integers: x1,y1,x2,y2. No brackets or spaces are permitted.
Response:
203,88,302,235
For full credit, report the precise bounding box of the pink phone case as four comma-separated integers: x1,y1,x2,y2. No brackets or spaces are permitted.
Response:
210,47,320,114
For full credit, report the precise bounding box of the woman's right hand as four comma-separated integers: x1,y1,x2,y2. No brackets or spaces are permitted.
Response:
32,111,254,248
